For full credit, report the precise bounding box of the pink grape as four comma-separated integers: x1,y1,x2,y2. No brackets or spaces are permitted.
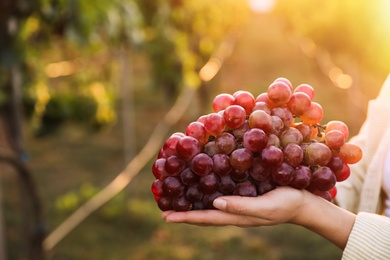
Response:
274,77,293,91
233,90,256,115
261,145,284,167
287,92,311,116
294,83,315,100
272,162,294,186
176,136,201,161
324,130,345,149
223,105,247,129
248,110,272,133
304,142,332,166
300,102,323,125
215,132,236,154
213,93,234,112
230,148,254,171
204,113,226,136
185,121,209,145
243,128,268,153
267,81,292,106
212,153,233,176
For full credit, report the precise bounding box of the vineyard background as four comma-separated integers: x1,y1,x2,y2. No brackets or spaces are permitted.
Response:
1,0,389,259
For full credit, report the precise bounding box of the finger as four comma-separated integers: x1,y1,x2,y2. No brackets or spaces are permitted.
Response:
163,209,266,227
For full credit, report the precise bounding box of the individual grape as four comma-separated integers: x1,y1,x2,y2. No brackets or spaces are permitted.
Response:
203,191,223,209
255,92,277,108
172,196,192,212
215,132,236,154
233,180,257,197
176,136,201,161
287,92,311,116
310,166,336,191
249,157,271,181
267,81,292,106
274,77,293,91
280,127,303,148
213,93,235,112
185,121,209,145
203,140,218,157
257,178,277,195
325,120,349,140
243,128,268,153
180,167,199,186
165,155,186,176
270,115,285,136
271,107,293,129
232,120,250,139
197,115,207,124
186,184,204,202
151,179,164,198
223,105,247,129
212,153,233,176
300,102,323,125
326,156,344,173
328,186,337,200
162,176,184,197
290,166,312,189
304,142,332,166
218,175,236,194
294,123,312,142
161,134,182,158
191,153,214,176
192,201,206,210
230,148,254,171
248,110,272,133
334,163,350,182
272,162,294,186
252,101,271,114
267,134,281,148
233,90,256,115
204,113,226,136
324,130,345,149
157,196,173,211
199,173,220,194
294,83,315,100
283,143,304,167
152,158,168,180
230,169,250,182
261,145,284,167
337,142,363,164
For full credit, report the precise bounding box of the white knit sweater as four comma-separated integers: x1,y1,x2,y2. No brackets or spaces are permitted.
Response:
335,74,390,259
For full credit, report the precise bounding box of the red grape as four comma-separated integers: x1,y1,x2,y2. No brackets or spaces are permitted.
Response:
213,93,234,112
223,105,247,129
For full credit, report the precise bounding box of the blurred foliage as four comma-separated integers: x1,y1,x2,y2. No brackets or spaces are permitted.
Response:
0,0,251,136
135,0,250,100
273,0,390,75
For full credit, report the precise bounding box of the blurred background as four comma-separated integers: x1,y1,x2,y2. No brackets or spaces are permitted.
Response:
0,0,389,259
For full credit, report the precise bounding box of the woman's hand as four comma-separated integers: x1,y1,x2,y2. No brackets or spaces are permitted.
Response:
162,186,306,227
162,186,356,249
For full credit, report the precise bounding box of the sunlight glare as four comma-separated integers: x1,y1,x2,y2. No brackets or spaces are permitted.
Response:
249,0,275,13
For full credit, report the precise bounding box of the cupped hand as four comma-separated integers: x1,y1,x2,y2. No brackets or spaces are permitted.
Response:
162,186,309,227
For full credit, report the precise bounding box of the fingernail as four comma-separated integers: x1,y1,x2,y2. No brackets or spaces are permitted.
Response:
213,198,227,210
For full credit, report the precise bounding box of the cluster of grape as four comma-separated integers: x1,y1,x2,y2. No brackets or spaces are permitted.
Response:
151,78,362,211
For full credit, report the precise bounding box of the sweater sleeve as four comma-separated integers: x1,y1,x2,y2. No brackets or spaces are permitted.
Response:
342,212,390,260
